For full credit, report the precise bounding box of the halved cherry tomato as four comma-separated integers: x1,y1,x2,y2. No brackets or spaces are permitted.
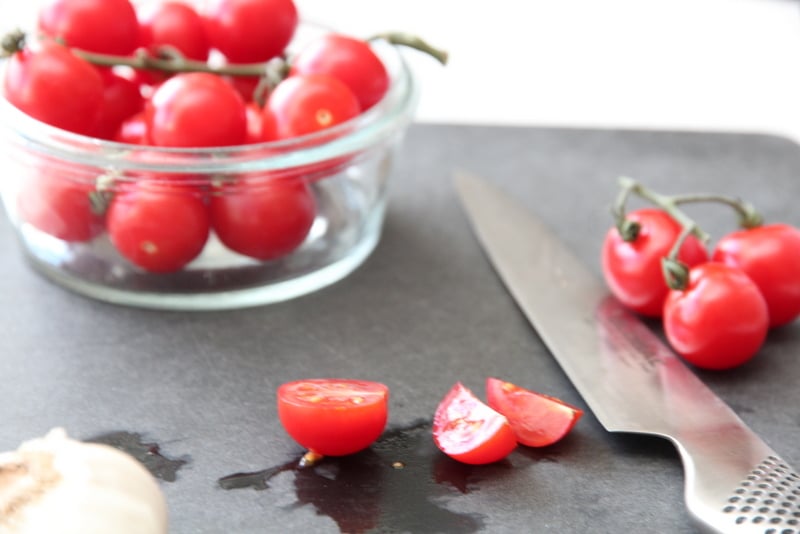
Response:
433,382,517,465
663,262,769,370
485,378,582,448
712,223,800,327
602,208,708,317
277,379,389,457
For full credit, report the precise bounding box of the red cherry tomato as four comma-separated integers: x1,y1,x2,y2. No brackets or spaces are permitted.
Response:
17,170,104,242
277,378,389,457
433,382,517,465
663,262,769,370
107,181,210,273
485,378,583,448
113,111,150,145
94,68,145,140
290,34,389,111
3,41,104,136
602,208,708,317
138,1,210,61
38,0,140,55
712,224,800,327
265,74,361,139
147,72,247,147
210,177,316,260
203,0,298,63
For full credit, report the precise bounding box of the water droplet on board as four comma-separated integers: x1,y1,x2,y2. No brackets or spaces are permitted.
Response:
87,431,190,482
218,419,486,533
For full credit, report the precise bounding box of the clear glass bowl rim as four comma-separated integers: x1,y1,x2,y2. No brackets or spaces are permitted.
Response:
0,35,418,177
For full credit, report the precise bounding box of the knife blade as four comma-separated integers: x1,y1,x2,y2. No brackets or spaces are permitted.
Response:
453,171,800,534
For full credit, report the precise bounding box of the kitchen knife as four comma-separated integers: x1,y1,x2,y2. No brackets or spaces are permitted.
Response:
453,171,800,534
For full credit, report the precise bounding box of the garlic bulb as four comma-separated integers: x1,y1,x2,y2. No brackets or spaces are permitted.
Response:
0,428,168,534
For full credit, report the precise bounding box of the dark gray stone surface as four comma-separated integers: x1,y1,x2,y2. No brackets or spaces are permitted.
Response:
2,123,800,533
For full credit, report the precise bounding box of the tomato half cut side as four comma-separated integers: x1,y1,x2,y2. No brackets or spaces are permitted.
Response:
277,379,389,457
485,377,583,448
432,382,517,465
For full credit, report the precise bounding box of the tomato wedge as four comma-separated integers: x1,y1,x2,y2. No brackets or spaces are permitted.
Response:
277,379,389,457
486,377,583,447
433,382,517,465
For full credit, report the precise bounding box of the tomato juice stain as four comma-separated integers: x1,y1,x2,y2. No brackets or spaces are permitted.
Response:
217,419,488,533
87,430,190,482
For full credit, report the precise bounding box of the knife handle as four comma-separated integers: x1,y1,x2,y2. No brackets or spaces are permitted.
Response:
675,430,800,533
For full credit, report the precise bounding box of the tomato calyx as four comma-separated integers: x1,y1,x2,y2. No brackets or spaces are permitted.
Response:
611,176,763,291
0,29,26,58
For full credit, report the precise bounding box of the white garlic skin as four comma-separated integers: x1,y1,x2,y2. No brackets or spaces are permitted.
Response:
0,428,168,534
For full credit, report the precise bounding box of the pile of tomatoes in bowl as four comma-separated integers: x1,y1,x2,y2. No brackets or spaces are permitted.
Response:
0,0,420,310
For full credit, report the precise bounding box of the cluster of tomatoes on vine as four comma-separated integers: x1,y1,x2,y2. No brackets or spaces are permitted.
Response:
601,178,800,371
1,0,412,273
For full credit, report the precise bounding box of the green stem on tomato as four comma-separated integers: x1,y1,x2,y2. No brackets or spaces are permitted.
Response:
368,32,449,65
73,47,272,77
670,193,763,229
660,224,696,291
0,28,26,58
615,177,710,244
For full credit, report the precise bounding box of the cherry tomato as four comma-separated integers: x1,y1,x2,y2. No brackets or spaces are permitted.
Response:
107,181,210,273
147,72,247,147
602,208,708,317
38,0,140,55
485,378,582,448
290,34,389,111
203,0,298,63
210,177,316,261
277,378,389,457
94,68,145,140
3,41,104,136
433,382,517,465
138,1,210,61
266,74,361,139
663,262,769,370
17,170,104,242
712,224,800,327
113,111,150,145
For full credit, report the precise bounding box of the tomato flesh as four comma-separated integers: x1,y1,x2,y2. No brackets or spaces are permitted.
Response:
277,379,389,457
485,378,582,447
433,382,517,465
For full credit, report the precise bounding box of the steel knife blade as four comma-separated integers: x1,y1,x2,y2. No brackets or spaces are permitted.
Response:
453,171,800,534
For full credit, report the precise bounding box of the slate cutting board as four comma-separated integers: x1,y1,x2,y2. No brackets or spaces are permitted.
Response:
2,123,800,534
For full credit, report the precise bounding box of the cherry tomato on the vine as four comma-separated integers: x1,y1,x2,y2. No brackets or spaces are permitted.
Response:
663,262,769,370
203,0,298,63
17,170,104,242
107,181,210,273
277,378,389,457
38,0,140,55
290,34,390,111
602,208,708,317
3,41,104,136
94,68,145,140
210,177,316,260
433,382,517,465
485,378,583,448
265,74,361,139
147,72,247,147
712,223,800,327
138,1,211,61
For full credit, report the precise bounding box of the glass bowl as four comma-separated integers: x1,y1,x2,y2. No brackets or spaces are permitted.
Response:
0,16,418,310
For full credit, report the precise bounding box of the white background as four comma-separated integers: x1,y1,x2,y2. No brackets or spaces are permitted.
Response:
296,0,800,142
5,0,800,142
